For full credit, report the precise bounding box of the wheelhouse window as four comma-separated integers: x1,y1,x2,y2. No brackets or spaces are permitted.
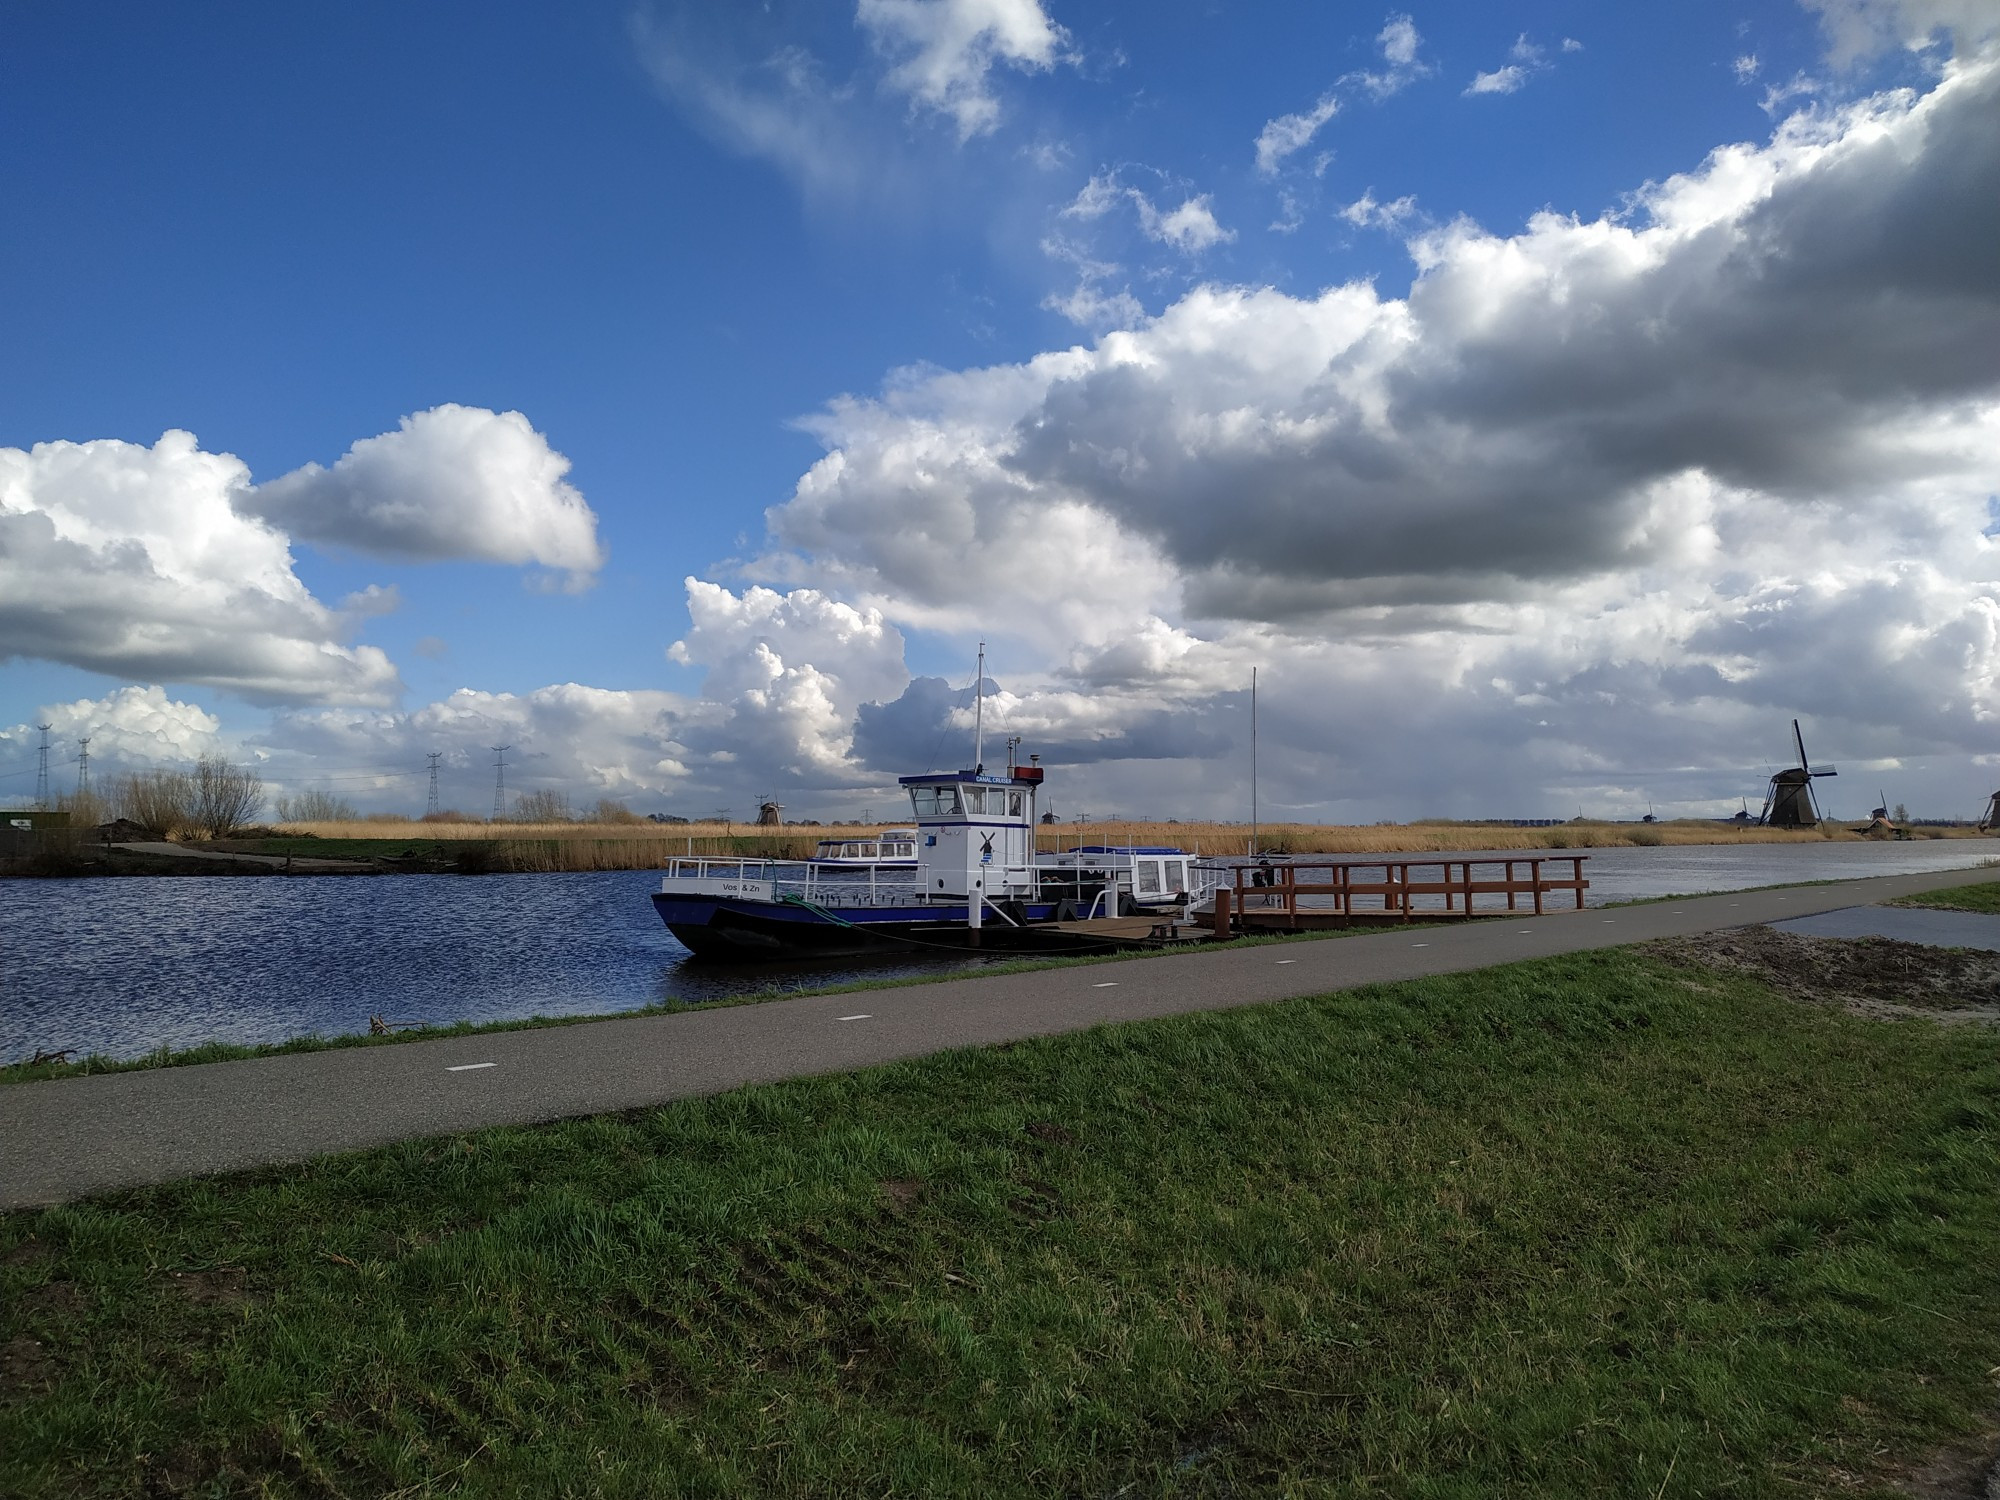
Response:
1008,791,1024,817
909,785,961,817
1136,861,1163,896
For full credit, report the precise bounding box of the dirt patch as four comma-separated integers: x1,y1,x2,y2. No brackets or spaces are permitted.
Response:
1645,926,2000,1026
0,1335,55,1404
879,1177,925,1211
162,1267,250,1308
22,1280,83,1319
1880,1419,2000,1500
1025,1121,1077,1146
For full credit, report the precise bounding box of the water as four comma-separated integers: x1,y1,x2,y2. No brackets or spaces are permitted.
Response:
3,840,1992,1063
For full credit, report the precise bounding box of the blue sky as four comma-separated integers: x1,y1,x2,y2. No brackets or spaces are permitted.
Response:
3,0,1997,823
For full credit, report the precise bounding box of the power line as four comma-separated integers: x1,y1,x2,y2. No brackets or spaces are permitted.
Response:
491,745,511,821
426,752,442,817
35,725,51,810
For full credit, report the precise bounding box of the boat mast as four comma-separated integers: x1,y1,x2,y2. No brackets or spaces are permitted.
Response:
973,640,986,772
1250,665,1258,857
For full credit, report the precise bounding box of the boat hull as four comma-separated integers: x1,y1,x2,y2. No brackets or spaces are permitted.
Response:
651,892,1135,959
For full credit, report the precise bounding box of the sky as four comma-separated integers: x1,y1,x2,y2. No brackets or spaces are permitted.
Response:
2,0,1997,825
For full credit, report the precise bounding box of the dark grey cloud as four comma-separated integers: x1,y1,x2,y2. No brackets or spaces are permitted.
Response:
999,55,2000,616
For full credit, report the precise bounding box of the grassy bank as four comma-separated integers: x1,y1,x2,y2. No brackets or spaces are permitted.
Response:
1893,880,2000,915
4,949,1996,1497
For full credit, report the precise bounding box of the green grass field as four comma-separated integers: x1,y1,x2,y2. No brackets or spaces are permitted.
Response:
3,948,1996,1498
1892,880,2000,915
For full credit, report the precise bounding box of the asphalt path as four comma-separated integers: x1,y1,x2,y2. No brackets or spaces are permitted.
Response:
5,864,1996,1211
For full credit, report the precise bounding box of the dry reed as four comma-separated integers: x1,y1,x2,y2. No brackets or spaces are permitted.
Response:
267,816,1988,873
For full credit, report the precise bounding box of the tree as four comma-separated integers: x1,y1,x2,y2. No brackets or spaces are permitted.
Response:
117,768,196,838
1892,802,1910,824
190,754,264,838
589,798,642,824
511,788,572,823
275,789,358,823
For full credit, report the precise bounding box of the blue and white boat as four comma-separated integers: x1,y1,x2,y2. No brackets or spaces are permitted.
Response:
653,646,1219,958
651,762,1216,959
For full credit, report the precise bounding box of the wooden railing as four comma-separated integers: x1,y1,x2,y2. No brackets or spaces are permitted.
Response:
1210,855,1588,935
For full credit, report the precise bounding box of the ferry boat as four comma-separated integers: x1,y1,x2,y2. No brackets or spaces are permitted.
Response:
650,762,1216,959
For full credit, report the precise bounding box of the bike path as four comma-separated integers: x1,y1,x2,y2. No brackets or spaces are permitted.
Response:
3,864,1994,1211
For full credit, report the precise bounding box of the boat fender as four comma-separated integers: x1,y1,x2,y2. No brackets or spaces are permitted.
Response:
1052,899,1081,922
1118,892,1142,918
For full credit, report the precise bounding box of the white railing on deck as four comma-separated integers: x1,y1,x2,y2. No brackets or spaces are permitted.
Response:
660,857,929,908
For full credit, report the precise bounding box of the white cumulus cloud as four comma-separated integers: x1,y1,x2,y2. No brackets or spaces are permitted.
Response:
1255,95,1340,176
0,431,401,705
1802,0,2000,63
1,688,224,791
249,405,604,589
857,0,1071,139
1059,172,1233,255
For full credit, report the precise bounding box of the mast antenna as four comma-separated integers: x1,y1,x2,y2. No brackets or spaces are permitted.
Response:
1250,667,1258,858
972,640,986,773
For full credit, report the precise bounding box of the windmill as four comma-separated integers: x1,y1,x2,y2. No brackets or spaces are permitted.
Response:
1759,719,1836,829
1979,790,2000,834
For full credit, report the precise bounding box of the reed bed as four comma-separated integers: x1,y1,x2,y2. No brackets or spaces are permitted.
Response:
262,815,1988,873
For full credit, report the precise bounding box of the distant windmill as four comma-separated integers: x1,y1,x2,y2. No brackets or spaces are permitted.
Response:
1759,719,1836,829
1979,790,2000,834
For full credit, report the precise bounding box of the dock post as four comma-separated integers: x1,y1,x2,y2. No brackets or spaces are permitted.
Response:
1213,887,1232,938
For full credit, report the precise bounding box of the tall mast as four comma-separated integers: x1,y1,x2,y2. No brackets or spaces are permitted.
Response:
1250,666,1258,857
973,640,986,772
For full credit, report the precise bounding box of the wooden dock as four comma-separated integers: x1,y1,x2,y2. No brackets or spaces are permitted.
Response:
1042,914,1207,947
1211,855,1588,936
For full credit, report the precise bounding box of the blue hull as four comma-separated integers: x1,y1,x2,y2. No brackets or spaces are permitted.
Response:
651,892,1118,959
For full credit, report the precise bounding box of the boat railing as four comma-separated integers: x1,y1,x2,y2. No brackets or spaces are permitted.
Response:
661,856,928,908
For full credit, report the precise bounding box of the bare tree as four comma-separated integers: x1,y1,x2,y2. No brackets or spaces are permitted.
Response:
117,768,197,838
275,789,357,823
589,798,641,824
511,788,572,823
191,754,264,838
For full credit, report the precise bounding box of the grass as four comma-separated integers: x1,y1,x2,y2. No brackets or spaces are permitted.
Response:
1891,880,2000,915
3,948,1997,1498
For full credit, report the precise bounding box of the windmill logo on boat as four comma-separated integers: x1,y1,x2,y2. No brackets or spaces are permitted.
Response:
1759,718,1836,829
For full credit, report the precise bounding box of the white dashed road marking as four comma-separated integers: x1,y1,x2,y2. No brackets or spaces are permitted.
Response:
446,1063,496,1073
836,1014,872,1022
1092,982,1119,988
